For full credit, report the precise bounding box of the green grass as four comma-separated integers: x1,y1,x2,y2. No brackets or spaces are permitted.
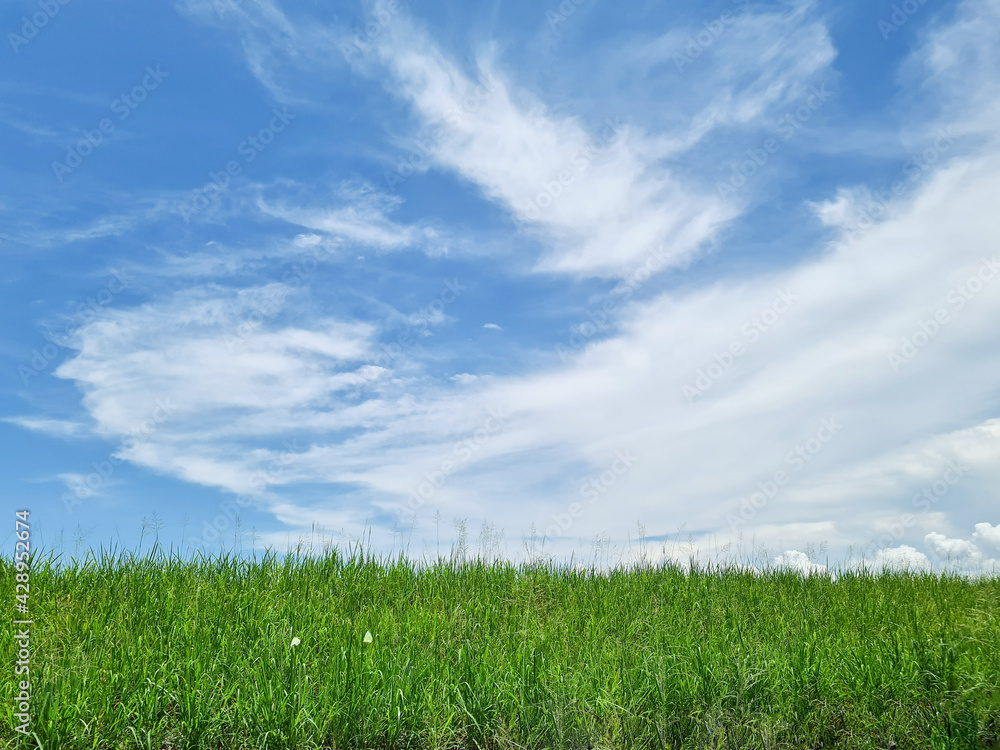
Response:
3,545,999,750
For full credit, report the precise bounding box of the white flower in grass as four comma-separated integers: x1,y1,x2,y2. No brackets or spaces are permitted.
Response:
363,630,373,644
290,637,301,647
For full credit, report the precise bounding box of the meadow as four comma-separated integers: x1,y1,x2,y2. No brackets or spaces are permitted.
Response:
2,544,999,750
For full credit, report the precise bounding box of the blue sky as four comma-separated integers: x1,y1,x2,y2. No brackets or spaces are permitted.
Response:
2,0,999,572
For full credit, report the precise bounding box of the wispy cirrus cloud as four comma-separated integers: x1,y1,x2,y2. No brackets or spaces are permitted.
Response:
3,417,89,438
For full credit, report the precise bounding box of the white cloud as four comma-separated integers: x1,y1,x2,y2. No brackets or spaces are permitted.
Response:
899,0,1000,141
58,472,118,498
973,522,1000,550
873,545,931,572
773,550,827,575
173,0,340,103
254,181,428,252
366,14,741,278
52,285,384,495
482,323,502,330
199,0,837,279
635,0,837,145
4,417,88,438
924,531,982,562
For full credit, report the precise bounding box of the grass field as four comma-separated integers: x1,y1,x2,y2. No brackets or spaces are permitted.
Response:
3,545,1000,750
